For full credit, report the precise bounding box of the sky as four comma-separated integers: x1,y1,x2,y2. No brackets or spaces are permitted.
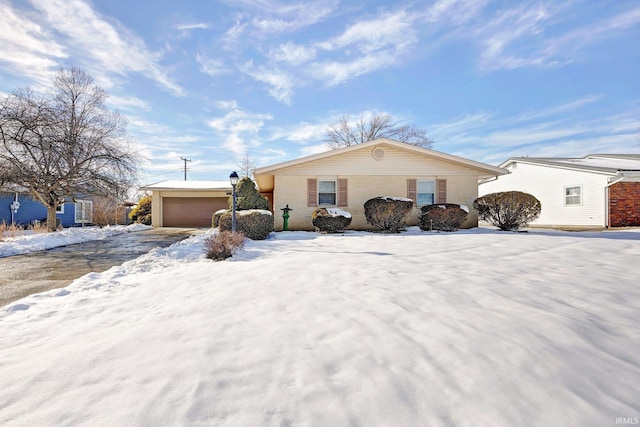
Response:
1,0,639,184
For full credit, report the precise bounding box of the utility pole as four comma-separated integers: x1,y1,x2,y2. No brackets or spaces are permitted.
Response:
180,157,192,180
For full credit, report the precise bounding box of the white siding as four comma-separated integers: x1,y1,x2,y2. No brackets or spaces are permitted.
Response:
479,162,610,227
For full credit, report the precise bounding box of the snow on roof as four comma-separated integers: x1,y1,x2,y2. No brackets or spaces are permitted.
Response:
140,180,232,190
505,154,640,173
555,156,640,171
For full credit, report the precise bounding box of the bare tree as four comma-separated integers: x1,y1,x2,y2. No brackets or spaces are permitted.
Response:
237,151,255,179
0,67,140,231
324,113,434,149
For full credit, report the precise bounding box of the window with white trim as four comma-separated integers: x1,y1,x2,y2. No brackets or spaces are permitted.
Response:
56,204,64,214
417,180,435,206
75,200,93,223
564,186,582,206
318,180,336,205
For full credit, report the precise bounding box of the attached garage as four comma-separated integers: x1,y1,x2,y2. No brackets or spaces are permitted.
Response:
139,180,232,228
162,197,228,227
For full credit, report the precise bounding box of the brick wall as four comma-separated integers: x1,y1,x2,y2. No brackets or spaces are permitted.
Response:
609,182,640,227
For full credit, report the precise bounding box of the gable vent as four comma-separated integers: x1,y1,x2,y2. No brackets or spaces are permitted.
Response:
372,147,385,161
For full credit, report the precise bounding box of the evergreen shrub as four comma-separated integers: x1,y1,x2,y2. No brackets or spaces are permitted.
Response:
364,197,413,232
129,195,152,225
312,208,352,233
473,191,541,231
419,204,468,231
219,210,274,240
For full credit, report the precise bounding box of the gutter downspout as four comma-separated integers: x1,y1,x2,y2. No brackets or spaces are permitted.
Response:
605,175,625,228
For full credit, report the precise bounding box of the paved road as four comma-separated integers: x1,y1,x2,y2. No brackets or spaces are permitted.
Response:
0,228,204,308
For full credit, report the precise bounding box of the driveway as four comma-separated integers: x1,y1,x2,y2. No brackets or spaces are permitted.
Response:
0,228,204,308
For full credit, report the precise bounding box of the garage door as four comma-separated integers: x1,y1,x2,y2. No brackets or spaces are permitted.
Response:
162,197,228,227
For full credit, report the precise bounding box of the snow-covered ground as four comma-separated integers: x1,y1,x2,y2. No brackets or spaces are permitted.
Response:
1,227,639,426
0,223,151,257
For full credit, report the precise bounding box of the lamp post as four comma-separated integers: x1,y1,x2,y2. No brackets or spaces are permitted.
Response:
229,171,239,232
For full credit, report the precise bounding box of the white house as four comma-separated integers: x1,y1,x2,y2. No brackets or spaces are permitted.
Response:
479,154,640,229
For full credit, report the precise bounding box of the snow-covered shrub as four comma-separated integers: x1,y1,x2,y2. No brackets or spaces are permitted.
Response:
364,196,413,233
231,177,269,211
473,191,541,231
212,209,228,228
219,209,274,240
419,204,468,231
129,195,152,225
202,231,245,261
312,208,352,233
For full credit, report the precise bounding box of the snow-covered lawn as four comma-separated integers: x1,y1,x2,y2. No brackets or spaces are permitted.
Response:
1,227,639,426
0,223,151,257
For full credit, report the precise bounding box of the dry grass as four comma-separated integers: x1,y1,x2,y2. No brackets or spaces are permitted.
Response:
0,221,50,240
202,231,246,261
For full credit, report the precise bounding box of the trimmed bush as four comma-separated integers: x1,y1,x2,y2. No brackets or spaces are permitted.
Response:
473,191,541,231
312,208,352,233
202,231,245,261
419,204,468,231
231,177,269,211
219,209,274,240
129,195,152,225
212,209,228,228
364,196,413,233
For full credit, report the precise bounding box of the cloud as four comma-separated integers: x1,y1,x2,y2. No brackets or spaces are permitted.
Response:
207,102,273,155
221,18,248,49
474,3,640,72
247,0,338,34
175,23,210,31
240,60,294,104
310,9,417,86
429,97,640,163
424,0,490,24
318,10,415,53
270,42,316,65
196,53,231,77
475,2,552,71
108,94,152,112
270,121,329,144
0,1,67,85
27,0,183,95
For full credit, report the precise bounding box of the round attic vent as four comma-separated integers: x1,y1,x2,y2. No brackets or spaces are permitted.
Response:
372,147,385,161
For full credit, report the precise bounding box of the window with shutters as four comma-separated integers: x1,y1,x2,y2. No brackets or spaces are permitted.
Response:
417,180,435,206
318,180,336,205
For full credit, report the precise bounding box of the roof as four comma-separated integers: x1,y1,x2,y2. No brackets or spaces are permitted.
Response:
139,180,232,191
253,138,507,191
499,154,640,175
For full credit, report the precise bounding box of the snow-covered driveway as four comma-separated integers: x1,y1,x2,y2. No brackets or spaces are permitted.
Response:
0,228,638,426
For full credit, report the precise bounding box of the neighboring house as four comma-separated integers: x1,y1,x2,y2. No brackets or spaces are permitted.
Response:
479,154,640,229
139,180,233,227
253,138,507,231
0,187,94,227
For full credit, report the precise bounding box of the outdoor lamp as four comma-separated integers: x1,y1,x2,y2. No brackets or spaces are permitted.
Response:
230,171,239,232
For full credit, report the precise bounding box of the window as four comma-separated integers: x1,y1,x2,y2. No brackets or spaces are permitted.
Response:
417,180,435,206
75,200,93,223
56,204,64,214
565,186,582,206
318,181,336,205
